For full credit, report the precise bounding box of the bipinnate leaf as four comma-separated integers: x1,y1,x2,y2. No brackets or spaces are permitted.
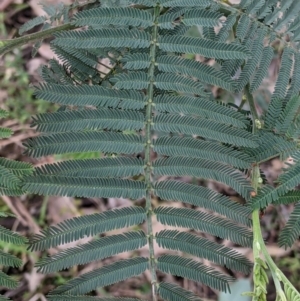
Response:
29,207,147,251
155,207,253,247
36,231,147,273
49,257,148,295
278,202,300,248
0,251,22,268
0,225,27,245
48,297,146,301
53,29,151,49
32,109,144,133
154,115,258,148
158,35,250,60
72,7,154,28
154,157,253,200
34,84,146,110
0,271,18,289
24,132,144,157
156,230,252,274
157,255,233,292
155,94,248,129
34,157,144,178
154,136,253,169
0,127,13,139
158,281,203,301
24,176,146,199
154,180,252,226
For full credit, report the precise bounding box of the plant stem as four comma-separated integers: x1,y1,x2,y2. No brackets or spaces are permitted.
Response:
245,84,259,123
0,23,74,57
145,5,160,301
252,207,289,299
246,85,300,301
246,84,265,301
238,95,247,112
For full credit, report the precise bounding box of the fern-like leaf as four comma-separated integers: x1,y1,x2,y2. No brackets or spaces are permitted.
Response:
53,29,150,49
0,251,22,268
111,72,149,90
72,7,154,28
158,7,188,29
0,187,25,196
47,297,146,301
40,60,73,85
183,9,223,27
34,84,146,110
32,109,144,133
36,231,147,273
157,255,233,292
28,206,147,251
273,190,300,205
34,157,144,178
275,95,300,135
51,45,98,82
0,271,18,289
154,114,258,148
236,28,266,92
277,157,300,193
160,0,211,7
0,212,15,218
24,132,144,157
285,53,300,102
246,1,266,14
273,1,300,30
156,230,252,274
154,136,253,169
155,73,208,96
244,131,297,163
126,0,154,7
236,15,251,41
154,181,252,226
154,207,253,247
158,282,203,301
0,109,9,119
271,48,294,101
0,158,32,178
0,225,27,245
0,166,21,189
158,35,250,60
48,257,148,295
215,14,236,43
250,46,274,93
19,16,47,35
155,94,248,128
154,157,253,200
52,45,99,71
249,154,300,210
23,176,146,199
156,55,236,91
0,127,13,139
278,202,300,248
121,53,150,70
13,0,300,298
264,98,283,130
250,185,280,210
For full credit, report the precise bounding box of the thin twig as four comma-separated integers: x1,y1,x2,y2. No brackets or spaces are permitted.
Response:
0,23,75,57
